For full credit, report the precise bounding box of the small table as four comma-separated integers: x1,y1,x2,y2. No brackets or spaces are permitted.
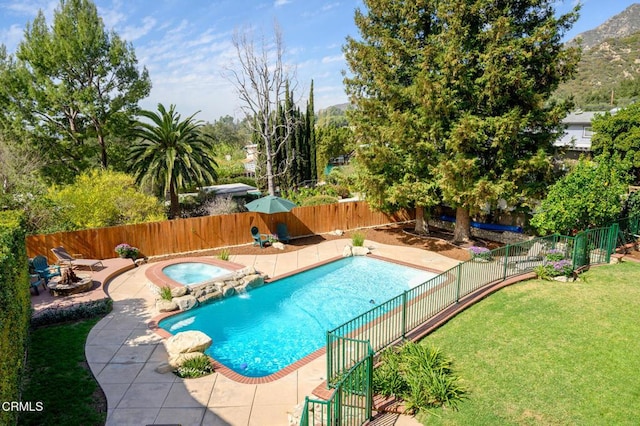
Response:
47,274,93,296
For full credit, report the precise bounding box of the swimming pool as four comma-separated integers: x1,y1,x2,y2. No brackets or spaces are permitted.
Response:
162,262,235,286
159,256,439,377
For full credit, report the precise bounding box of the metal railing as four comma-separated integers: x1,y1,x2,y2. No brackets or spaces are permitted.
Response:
301,215,638,426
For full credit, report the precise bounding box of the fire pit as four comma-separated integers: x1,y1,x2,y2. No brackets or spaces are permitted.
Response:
47,268,93,296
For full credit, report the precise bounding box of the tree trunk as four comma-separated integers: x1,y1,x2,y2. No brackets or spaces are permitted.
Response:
453,207,471,244
169,181,180,219
414,206,429,235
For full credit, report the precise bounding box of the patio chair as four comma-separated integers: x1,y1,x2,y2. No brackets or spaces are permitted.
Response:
31,255,61,284
251,226,269,248
29,274,46,295
51,246,104,271
276,222,291,244
499,241,546,271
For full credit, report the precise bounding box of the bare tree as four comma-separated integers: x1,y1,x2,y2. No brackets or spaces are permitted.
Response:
226,24,298,196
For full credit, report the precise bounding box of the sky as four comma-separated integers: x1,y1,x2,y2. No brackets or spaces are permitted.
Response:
0,0,638,123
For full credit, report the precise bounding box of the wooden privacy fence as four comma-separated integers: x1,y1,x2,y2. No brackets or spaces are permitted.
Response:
26,201,413,263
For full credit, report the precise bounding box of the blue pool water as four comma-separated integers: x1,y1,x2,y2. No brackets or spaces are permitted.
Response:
162,262,234,286
159,256,438,377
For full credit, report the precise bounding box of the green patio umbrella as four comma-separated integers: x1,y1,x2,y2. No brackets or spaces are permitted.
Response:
245,195,297,214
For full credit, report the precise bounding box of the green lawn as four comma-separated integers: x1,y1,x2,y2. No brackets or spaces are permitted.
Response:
420,261,640,425
19,318,106,426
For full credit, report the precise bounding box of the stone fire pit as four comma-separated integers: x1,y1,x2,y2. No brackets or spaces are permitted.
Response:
47,269,93,296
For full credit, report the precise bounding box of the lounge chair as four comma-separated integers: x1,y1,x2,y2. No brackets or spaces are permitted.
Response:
31,255,61,284
51,246,104,271
29,274,46,295
251,226,269,248
276,222,291,243
500,241,546,271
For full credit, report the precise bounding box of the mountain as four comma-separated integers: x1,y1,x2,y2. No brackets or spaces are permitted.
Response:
556,4,640,110
567,3,640,51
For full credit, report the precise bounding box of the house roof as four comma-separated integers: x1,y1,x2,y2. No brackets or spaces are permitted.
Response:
562,111,604,124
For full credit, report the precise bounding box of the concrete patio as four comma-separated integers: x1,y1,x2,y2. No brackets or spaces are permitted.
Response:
80,238,460,425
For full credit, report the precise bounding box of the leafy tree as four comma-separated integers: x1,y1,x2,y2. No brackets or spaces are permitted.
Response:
47,169,166,230
591,103,640,183
128,104,218,219
530,156,631,235
0,0,150,183
344,0,580,241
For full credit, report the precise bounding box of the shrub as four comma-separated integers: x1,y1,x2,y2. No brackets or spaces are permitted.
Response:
352,232,365,247
159,286,173,301
175,355,214,378
535,251,575,280
0,211,31,426
114,243,140,259
301,195,339,206
372,341,466,415
469,246,492,261
217,249,230,261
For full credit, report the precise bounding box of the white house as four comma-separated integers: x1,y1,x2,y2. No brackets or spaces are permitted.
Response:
554,110,601,153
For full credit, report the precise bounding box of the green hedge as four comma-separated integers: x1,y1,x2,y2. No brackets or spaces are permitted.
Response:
0,211,30,425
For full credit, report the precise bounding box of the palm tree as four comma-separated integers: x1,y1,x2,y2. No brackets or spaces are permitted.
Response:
128,103,218,218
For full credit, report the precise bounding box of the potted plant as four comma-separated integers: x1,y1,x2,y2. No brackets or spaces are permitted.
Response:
115,243,140,259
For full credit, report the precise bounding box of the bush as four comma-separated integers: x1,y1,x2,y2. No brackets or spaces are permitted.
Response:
372,341,466,415
159,286,173,301
352,232,365,247
469,246,492,261
175,355,214,378
0,211,31,426
534,250,575,280
301,195,339,207
114,243,140,259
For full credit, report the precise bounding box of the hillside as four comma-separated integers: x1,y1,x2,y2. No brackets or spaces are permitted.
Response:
555,4,640,110
567,3,640,50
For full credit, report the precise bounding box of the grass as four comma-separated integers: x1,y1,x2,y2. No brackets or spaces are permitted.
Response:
19,318,106,426
419,262,640,425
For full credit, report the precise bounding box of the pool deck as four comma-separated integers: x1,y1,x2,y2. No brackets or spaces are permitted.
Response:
57,239,460,425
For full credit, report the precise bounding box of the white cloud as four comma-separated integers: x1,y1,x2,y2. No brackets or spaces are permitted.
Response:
321,54,344,63
120,16,157,42
0,24,25,52
274,0,291,7
322,2,340,12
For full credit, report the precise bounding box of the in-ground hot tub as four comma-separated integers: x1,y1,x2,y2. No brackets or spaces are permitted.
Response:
145,257,247,291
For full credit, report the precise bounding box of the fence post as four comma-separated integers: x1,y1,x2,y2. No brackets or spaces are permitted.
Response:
326,332,332,389
607,223,619,263
401,291,408,339
366,351,373,421
503,244,510,281
455,262,462,302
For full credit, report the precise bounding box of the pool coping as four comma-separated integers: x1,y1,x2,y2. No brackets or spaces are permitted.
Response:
148,253,445,384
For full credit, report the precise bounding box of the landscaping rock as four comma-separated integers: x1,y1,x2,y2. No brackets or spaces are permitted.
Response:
156,299,178,313
200,290,223,303
166,331,212,355
272,241,285,250
243,274,264,289
352,246,370,256
173,295,198,311
343,245,353,257
171,286,188,297
221,285,235,297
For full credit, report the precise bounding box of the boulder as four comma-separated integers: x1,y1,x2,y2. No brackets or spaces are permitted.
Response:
166,331,212,355
242,266,257,275
272,241,285,250
173,295,198,311
199,290,223,303
352,246,370,256
156,299,178,313
170,286,188,297
222,285,236,297
342,245,353,257
243,274,264,289
155,362,174,374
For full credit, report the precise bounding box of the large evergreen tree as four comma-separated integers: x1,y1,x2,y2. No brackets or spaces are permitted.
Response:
345,0,580,242
0,0,150,183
